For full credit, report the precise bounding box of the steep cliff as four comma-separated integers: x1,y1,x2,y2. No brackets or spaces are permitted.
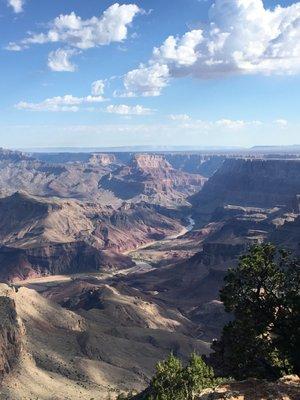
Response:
0,290,22,383
191,158,300,224
165,154,225,177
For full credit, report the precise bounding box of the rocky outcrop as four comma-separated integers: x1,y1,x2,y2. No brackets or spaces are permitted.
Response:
191,158,300,224
101,154,206,206
0,293,22,382
88,153,117,166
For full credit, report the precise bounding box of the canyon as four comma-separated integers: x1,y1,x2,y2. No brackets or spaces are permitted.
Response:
0,148,299,399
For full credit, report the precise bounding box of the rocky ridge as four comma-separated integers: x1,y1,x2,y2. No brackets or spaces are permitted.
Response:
0,192,185,282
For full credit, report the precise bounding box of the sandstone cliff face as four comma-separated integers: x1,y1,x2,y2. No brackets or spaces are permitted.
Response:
0,293,22,382
191,159,300,224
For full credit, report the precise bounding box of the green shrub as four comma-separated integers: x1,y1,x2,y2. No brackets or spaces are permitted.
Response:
212,243,300,380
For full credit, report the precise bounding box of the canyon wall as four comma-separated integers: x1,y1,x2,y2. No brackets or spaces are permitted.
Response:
191,158,300,224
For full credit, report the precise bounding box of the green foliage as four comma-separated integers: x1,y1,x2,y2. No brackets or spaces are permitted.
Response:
149,353,184,399
212,243,300,380
118,353,223,400
182,353,225,400
147,353,222,400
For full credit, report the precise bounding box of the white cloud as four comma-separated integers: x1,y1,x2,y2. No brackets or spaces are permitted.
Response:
15,94,105,112
8,0,24,13
7,3,141,51
215,119,247,129
106,104,153,115
122,0,300,96
122,63,170,97
91,80,105,96
153,30,203,67
169,114,190,121
274,118,288,128
5,43,23,51
48,48,78,72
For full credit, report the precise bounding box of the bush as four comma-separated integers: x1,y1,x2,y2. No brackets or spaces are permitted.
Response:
147,353,223,400
118,353,223,400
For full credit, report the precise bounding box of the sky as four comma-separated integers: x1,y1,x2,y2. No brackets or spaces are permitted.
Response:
0,0,300,149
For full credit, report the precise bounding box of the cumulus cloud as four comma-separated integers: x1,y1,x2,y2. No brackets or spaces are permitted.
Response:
7,3,141,51
122,0,300,96
48,48,78,72
153,30,203,68
8,0,24,13
122,63,170,97
106,104,153,115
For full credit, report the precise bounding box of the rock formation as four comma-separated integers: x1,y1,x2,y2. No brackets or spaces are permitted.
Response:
100,154,206,206
0,291,22,383
191,158,300,225
0,192,184,282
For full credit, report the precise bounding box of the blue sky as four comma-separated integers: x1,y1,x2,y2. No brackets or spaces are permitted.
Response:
0,0,299,149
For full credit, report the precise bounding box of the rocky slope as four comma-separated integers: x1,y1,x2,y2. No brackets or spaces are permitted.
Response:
0,243,134,283
0,283,210,399
130,375,300,400
0,192,183,249
196,375,300,400
0,192,185,282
